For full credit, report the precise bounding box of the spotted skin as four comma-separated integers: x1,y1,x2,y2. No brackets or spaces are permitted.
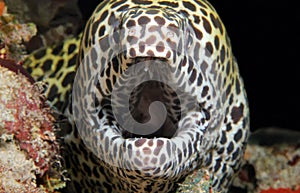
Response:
24,34,81,111
23,0,249,193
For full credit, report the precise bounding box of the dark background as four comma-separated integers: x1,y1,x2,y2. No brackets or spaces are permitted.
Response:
208,1,299,132
78,0,300,132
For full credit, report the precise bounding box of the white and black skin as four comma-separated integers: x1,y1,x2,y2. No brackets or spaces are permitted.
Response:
35,0,250,192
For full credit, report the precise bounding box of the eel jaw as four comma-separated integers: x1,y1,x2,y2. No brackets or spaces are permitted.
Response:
78,110,210,180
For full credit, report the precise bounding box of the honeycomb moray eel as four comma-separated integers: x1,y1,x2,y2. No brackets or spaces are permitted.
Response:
23,0,250,192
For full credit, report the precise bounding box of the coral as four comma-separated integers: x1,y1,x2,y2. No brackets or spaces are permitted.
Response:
0,7,37,62
4,0,82,51
232,129,300,193
5,0,81,28
0,60,65,192
0,42,7,59
177,169,217,193
0,0,5,16
245,144,300,192
0,135,45,193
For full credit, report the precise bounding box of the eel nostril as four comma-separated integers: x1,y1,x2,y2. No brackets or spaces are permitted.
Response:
166,31,175,38
129,28,136,36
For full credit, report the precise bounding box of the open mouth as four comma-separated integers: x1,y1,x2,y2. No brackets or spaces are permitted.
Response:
132,56,168,62
122,79,180,139
111,56,182,139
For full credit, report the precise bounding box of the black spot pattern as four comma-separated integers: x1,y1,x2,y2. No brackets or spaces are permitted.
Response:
99,36,110,52
189,69,197,83
182,1,196,11
231,104,244,123
235,78,241,95
116,4,129,12
68,54,77,67
126,20,136,28
62,71,76,87
200,8,207,16
202,16,212,34
194,0,208,8
234,129,243,142
111,0,127,9
220,45,225,63
108,12,117,25
47,84,58,101
210,13,224,34
214,35,220,50
227,142,234,154
33,49,46,60
158,1,179,8
92,19,102,37
154,16,166,25
192,23,203,40
132,0,152,5
138,16,151,25
68,43,77,54
50,59,64,78
205,41,214,55
42,59,52,71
